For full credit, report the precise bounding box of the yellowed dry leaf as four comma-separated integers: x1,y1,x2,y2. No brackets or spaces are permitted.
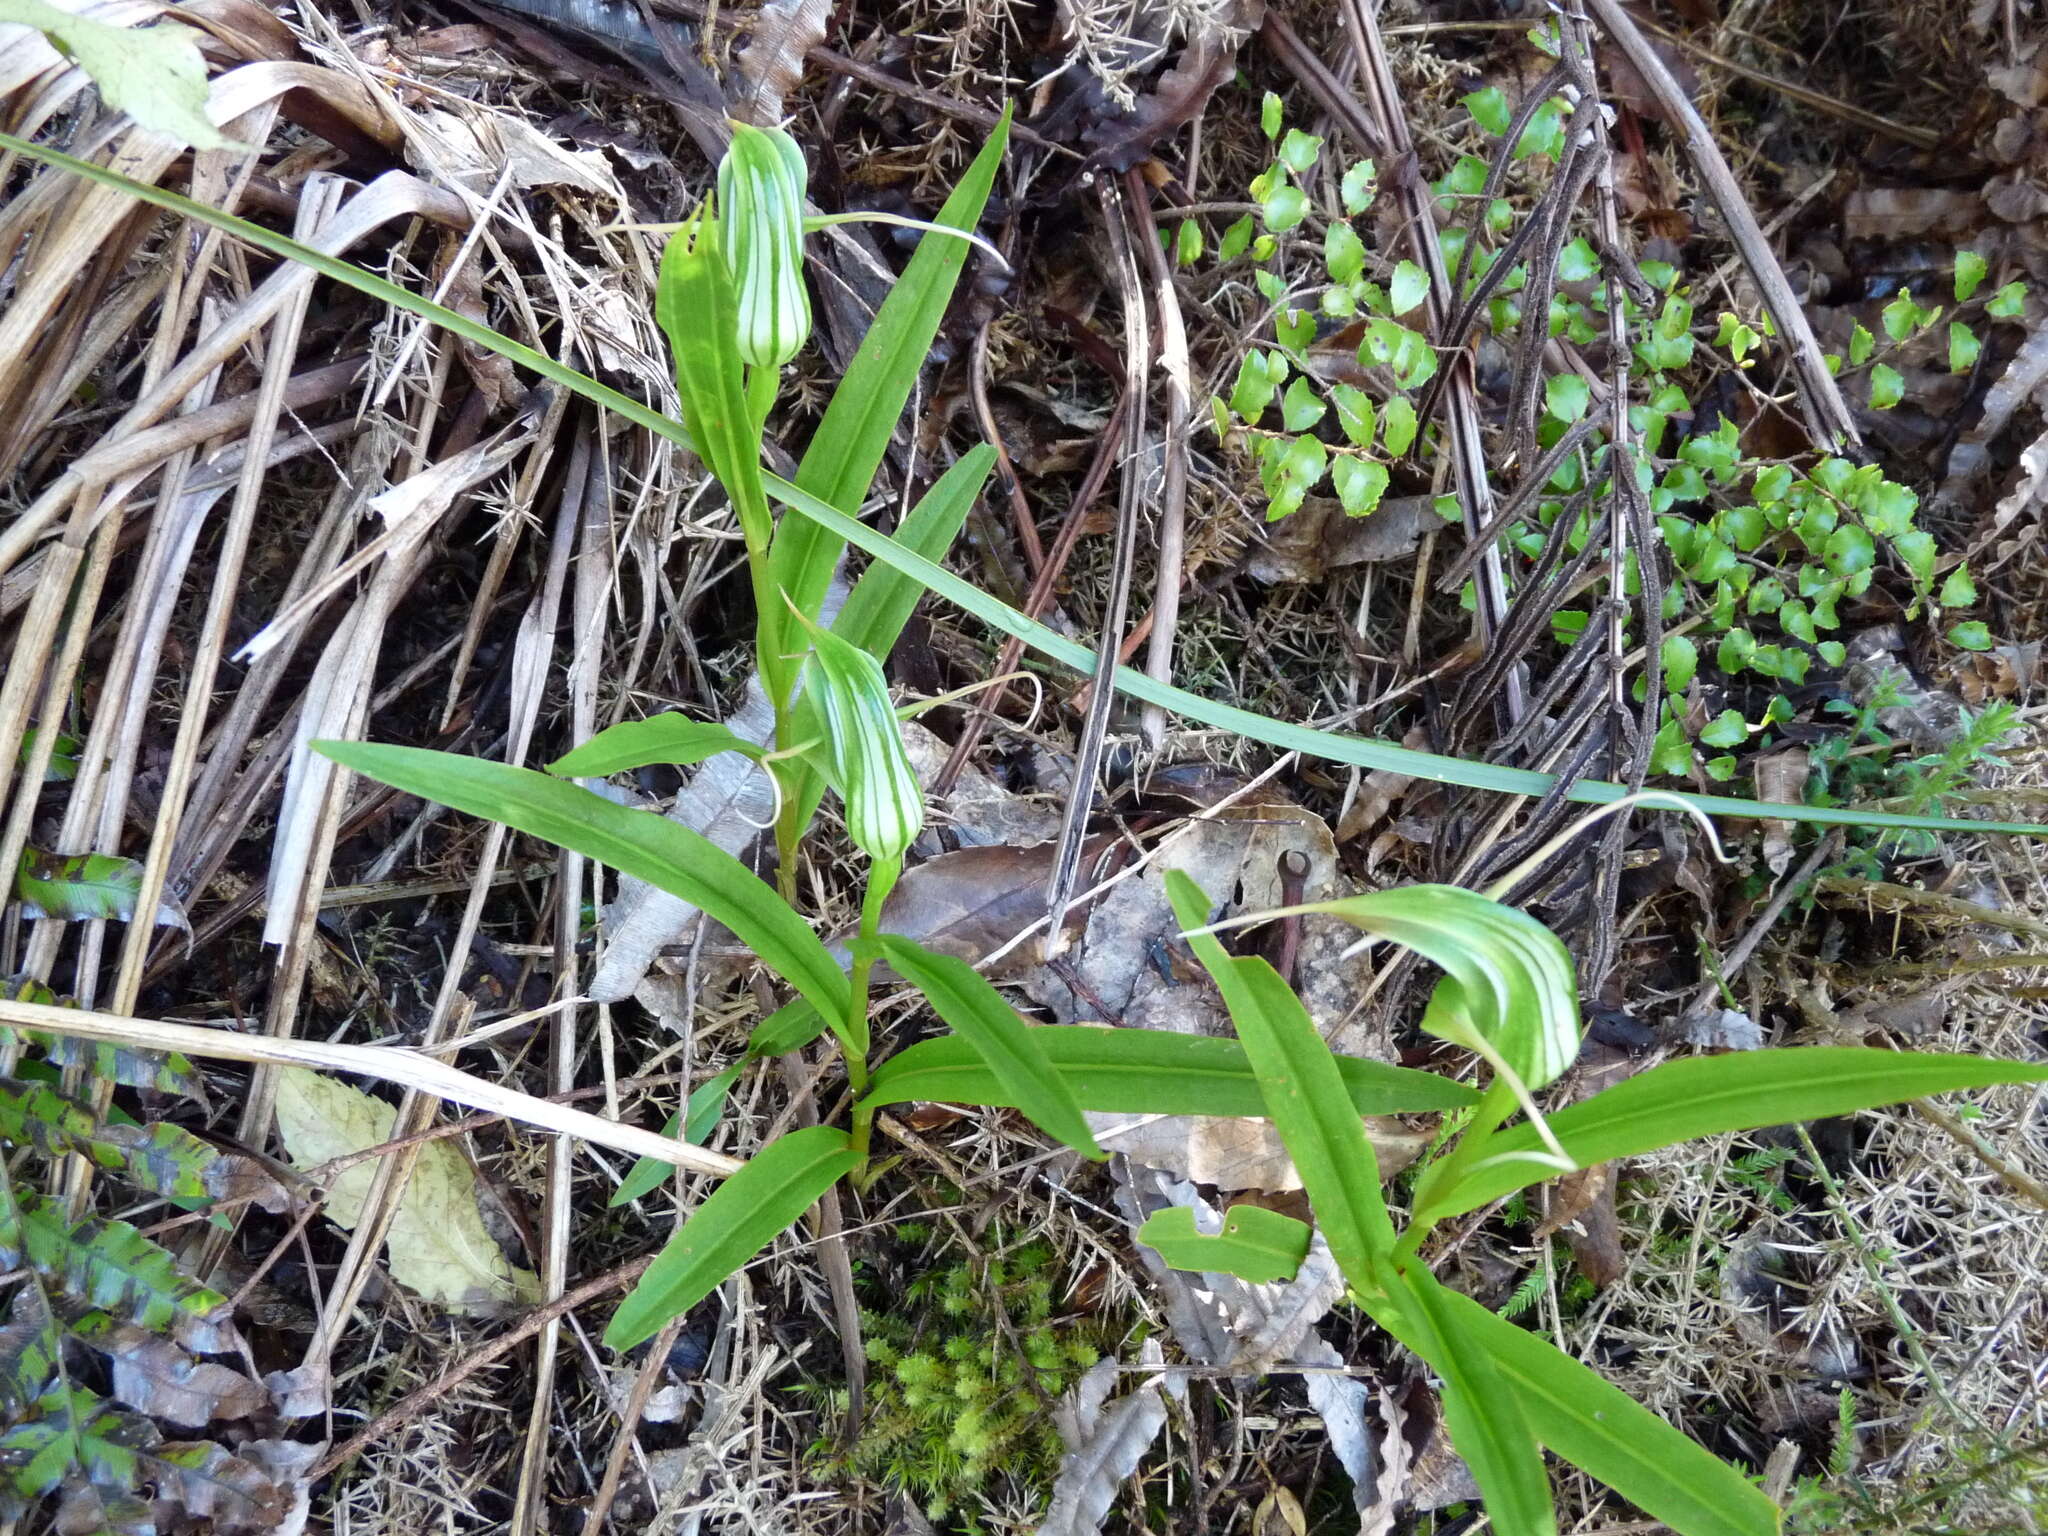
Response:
274,1068,540,1314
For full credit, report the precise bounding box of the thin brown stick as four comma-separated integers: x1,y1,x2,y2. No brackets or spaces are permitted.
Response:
1126,168,1192,753
1582,0,1861,454
309,1254,655,1480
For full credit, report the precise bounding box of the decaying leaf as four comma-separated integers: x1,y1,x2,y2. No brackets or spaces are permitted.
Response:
72,1315,265,1428
273,1070,540,1314
1038,1345,1181,1536
1752,748,1809,876
150,1439,294,1531
735,0,829,122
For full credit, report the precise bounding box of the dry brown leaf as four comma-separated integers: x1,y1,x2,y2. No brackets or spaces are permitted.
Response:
735,0,828,123
1753,747,1809,876
75,1316,266,1426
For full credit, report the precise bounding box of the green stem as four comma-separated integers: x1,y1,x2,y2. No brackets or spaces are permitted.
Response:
842,854,900,1101
1399,1079,1517,1260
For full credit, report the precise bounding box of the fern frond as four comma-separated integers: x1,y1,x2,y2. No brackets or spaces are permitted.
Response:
0,1081,219,1203
8,1199,231,1348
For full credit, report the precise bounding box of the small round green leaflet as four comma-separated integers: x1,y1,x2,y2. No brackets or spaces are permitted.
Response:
716,123,812,368
1137,1204,1311,1285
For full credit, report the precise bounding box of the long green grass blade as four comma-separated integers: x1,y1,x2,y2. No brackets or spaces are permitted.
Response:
1404,1272,1780,1536
19,129,2037,837
878,937,1101,1158
1439,1046,2048,1218
766,109,1012,627
1137,1204,1311,1285
313,743,851,1026
859,1026,1475,1117
1166,871,1398,1286
1367,1265,1556,1536
604,1125,856,1350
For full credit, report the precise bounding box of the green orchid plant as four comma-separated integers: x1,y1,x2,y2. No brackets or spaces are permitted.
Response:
14,114,2048,1536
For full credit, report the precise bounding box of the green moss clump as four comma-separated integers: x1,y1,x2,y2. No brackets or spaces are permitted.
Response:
812,1233,1107,1531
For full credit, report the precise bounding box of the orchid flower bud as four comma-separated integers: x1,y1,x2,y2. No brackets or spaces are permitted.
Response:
802,622,924,864
717,123,812,368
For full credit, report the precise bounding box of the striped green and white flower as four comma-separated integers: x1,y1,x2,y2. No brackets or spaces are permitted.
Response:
803,624,923,863
717,123,812,368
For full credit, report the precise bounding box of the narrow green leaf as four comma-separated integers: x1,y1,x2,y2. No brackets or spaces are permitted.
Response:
832,447,995,657
1138,1204,1310,1284
1439,1047,2048,1218
767,109,1011,628
312,743,850,1025
859,1025,1474,1118
18,127,2038,843
547,716,759,779
1165,872,1397,1286
1366,1265,1555,1536
879,938,1102,1159
605,1125,857,1351
612,1001,828,1207
1411,1276,1779,1536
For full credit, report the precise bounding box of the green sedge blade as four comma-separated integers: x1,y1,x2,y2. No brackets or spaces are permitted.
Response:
761,471,2048,840
548,716,760,779
1439,1047,2048,1219
859,1025,1475,1118
1166,871,1397,1285
19,128,2042,840
1397,1271,1779,1536
312,743,850,1026
878,937,1102,1159
767,107,1012,628
833,446,995,656
604,1125,857,1351
1137,1204,1311,1285
611,1002,828,1208
1311,887,1579,1092
1365,1266,1557,1536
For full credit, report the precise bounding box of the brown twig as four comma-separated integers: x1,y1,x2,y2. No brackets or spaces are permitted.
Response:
309,1255,656,1480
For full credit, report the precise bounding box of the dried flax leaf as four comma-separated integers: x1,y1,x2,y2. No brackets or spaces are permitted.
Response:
273,1069,540,1314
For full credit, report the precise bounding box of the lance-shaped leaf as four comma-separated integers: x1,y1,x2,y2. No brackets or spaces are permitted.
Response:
1364,1265,1557,1536
879,938,1102,1159
312,743,850,1025
768,107,1012,628
0,1081,219,1205
547,716,761,779
0,1383,155,1523
612,1000,829,1207
606,1125,858,1351
15,852,140,923
0,1288,61,1418
71,1315,266,1427
798,621,924,864
1138,1204,1311,1285
1390,1266,1779,1536
717,123,812,368
860,1025,1474,1118
1165,871,1397,1288
8,1200,229,1344
1437,1046,2048,1219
